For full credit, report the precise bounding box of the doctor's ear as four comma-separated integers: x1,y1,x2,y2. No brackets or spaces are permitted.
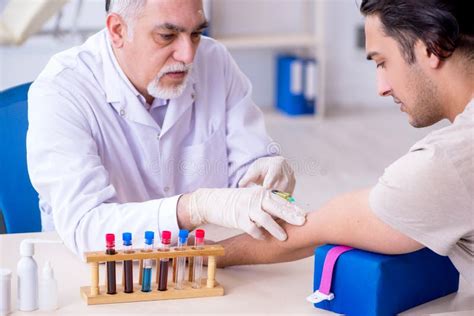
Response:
106,13,128,48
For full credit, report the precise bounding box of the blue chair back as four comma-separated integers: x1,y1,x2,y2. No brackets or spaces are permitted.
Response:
0,82,41,233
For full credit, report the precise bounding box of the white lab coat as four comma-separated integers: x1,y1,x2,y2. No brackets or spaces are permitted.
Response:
27,30,273,256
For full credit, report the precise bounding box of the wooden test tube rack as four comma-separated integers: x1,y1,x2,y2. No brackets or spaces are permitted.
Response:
80,245,225,305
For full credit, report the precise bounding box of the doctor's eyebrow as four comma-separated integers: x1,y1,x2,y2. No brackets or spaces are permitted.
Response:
154,21,209,33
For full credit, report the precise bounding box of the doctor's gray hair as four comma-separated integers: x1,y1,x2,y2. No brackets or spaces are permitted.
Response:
105,0,147,38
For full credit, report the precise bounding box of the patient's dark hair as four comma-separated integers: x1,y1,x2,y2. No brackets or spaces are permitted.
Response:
360,0,474,64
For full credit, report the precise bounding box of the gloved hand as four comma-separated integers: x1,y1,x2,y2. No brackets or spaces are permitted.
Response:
188,187,306,241
239,156,296,194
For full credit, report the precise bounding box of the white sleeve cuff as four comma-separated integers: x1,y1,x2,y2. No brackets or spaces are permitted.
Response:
157,194,182,245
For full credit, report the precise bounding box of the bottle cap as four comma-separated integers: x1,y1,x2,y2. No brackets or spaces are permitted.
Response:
106,234,115,242
42,261,54,280
144,231,154,245
19,239,63,257
20,240,34,257
122,232,132,246
195,229,205,239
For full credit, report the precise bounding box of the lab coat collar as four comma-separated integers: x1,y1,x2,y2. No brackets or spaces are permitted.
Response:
102,30,127,105
100,31,161,129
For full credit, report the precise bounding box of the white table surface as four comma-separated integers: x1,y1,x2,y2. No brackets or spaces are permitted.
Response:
1,231,473,315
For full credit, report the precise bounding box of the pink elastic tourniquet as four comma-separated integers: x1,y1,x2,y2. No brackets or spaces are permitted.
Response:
318,246,354,295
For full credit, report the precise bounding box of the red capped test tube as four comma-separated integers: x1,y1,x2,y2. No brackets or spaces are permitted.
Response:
158,231,171,291
192,229,205,288
105,233,117,294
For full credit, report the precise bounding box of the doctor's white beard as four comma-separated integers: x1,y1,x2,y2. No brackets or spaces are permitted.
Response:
147,63,193,100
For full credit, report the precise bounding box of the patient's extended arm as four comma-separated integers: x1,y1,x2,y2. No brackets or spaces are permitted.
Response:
217,189,423,267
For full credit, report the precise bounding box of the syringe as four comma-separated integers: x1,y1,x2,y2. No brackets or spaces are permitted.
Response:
175,229,189,290
141,231,154,292
271,190,295,203
192,229,205,288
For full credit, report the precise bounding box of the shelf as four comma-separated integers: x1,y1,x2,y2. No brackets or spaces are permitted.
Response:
214,33,317,50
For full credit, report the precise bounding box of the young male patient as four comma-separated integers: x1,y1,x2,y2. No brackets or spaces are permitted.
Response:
217,0,474,285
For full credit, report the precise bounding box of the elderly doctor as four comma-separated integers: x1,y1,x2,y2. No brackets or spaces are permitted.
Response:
26,0,305,255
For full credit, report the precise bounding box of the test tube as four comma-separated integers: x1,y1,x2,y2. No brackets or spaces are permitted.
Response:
158,231,171,291
122,232,134,293
105,233,117,295
192,229,205,289
141,231,154,292
175,229,189,290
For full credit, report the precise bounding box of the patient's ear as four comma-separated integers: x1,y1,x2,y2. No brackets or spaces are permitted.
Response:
426,49,442,69
414,40,443,70
106,13,126,48
415,40,442,69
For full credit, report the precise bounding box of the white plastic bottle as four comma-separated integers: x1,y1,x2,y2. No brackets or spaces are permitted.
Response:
16,241,38,311
16,239,63,312
38,261,58,311
0,268,12,316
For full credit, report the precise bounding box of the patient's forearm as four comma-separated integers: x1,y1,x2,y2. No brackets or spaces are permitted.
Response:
217,229,315,268
218,189,423,267
217,210,322,267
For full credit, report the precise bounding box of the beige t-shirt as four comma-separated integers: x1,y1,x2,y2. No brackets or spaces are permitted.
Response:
370,99,474,283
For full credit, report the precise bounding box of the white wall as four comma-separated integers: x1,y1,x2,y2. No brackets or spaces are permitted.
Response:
0,0,105,89
210,0,311,108
322,0,391,108
213,0,391,108
0,0,391,109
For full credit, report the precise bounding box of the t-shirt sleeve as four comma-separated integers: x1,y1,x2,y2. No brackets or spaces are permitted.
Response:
369,147,472,256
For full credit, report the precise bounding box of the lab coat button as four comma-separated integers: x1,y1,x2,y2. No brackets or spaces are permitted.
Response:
164,186,170,192
119,109,126,116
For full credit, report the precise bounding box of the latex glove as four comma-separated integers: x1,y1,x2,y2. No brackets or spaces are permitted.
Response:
188,187,306,241
239,156,296,194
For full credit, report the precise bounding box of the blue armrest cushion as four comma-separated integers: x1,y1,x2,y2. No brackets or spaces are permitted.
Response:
313,245,459,316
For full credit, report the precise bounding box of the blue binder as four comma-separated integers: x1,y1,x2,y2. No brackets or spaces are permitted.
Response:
312,245,460,316
275,55,307,115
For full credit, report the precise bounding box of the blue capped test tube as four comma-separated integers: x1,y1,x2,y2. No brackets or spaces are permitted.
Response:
122,232,134,293
141,231,154,292
175,229,189,290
